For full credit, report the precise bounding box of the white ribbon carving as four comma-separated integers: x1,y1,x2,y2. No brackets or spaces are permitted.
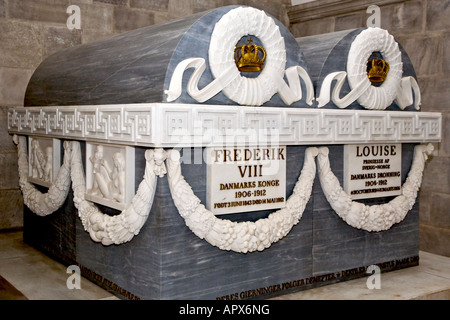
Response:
316,144,433,232
165,6,314,106
165,147,318,253
317,27,421,110
14,135,72,216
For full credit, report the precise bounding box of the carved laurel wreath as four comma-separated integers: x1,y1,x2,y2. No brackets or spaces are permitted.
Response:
317,27,421,110
14,135,433,253
165,6,314,107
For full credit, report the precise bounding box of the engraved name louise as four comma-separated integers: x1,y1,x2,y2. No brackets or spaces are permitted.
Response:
206,147,287,215
344,144,402,200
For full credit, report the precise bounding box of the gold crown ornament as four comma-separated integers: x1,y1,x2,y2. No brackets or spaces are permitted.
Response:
367,58,390,83
234,38,267,72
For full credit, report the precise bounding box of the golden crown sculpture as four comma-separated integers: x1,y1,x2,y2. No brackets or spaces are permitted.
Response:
367,57,390,83
234,38,267,72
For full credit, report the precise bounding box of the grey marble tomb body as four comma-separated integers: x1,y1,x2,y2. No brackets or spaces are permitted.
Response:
16,5,438,300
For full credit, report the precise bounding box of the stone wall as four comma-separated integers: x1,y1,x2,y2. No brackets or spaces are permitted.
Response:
0,0,290,230
288,0,450,257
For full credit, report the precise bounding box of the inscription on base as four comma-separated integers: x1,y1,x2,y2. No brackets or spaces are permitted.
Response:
206,146,286,215
344,144,402,200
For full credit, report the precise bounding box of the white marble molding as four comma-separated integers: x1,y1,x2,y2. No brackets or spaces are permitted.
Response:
7,104,442,147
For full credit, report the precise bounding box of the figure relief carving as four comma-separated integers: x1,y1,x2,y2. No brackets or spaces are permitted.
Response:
89,145,126,204
29,138,54,184
30,140,44,180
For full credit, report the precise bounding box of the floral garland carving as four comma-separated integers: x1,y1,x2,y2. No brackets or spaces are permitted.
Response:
164,147,319,253
15,133,434,249
14,135,72,216
15,135,160,245
316,144,434,232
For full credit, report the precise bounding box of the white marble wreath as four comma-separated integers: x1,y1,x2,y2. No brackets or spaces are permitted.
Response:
165,6,314,106
317,27,421,110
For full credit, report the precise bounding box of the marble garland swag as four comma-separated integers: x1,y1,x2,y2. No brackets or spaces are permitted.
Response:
14,135,433,252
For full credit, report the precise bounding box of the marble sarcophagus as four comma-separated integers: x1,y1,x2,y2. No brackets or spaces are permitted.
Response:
8,6,442,299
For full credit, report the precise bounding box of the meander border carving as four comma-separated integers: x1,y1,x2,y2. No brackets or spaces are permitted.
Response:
8,104,442,147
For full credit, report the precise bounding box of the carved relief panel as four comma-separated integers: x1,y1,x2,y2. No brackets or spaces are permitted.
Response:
28,137,61,188
85,143,135,211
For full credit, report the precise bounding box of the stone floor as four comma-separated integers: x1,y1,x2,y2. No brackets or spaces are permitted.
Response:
0,230,449,300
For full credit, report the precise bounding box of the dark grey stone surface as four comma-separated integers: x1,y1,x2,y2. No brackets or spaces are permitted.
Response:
24,10,207,106
25,5,311,108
